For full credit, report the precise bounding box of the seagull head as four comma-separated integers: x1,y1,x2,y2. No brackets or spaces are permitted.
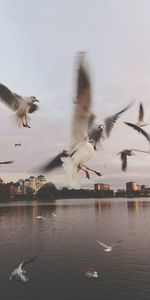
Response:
31,96,39,102
98,124,104,130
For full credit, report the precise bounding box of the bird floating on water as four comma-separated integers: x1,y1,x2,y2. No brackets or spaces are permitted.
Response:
0,83,39,128
36,216,45,220
37,52,101,188
85,268,98,279
10,256,38,283
118,148,149,171
96,239,121,252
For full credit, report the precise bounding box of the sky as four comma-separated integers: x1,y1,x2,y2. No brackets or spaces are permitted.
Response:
0,0,150,189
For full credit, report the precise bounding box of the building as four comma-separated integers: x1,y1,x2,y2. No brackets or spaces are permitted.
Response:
126,182,141,192
36,175,46,191
94,183,110,191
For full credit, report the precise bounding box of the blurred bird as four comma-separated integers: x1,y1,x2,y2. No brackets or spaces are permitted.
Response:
117,149,149,171
136,102,149,127
15,143,21,147
36,216,45,220
37,52,101,188
124,122,150,144
88,101,134,149
0,83,39,128
96,239,121,252
85,268,98,278
10,256,37,283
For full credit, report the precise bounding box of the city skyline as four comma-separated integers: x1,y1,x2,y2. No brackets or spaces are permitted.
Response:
0,1,150,189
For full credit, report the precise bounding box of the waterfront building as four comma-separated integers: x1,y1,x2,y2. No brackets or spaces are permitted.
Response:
94,183,110,191
126,182,141,192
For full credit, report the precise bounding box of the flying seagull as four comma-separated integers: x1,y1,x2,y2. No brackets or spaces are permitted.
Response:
118,149,149,171
124,122,150,143
37,52,101,188
88,101,134,149
0,83,39,128
10,256,38,283
136,102,149,127
96,240,121,252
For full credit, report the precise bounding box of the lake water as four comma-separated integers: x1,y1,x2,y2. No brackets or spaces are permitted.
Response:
0,198,150,300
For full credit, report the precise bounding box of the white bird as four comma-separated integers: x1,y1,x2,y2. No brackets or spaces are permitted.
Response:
0,83,39,128
51,213,56,218
88,101,134,149
85,268,98,278
96,240,121,252
10,257,37,283
136,102,149,127
38,52,101,188
36,215,45,220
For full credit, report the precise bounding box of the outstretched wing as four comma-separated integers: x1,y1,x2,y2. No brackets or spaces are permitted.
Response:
70,53,92,150
96,240,108,249
104,101,134,137
28,103,38,114
138,102,144,122
132,148,149,154
120,152,127,171
124,122,150,143
21,256,38,268
37,151,69,173
0,84,21,111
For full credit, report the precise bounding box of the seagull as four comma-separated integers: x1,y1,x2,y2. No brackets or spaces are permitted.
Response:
0,83,39,128
15,143,21,147
88,101,134,149
36,215,45,220
37,52,101,188
85,268,98,278
10,256,37,283
117,149,149,171
124,122,150,144
96,239,121,252
136,102,149,127
51,212,56,218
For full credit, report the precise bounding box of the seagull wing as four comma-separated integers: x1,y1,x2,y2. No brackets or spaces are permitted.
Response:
96,240,108,248
20,256,38,268
70,53,92,150
138,102,144,122
112,239,122,247
37,151,69,173
104,102,133,137
131,148,149,154
124,122,150,143
120,152,127,171
0,161,14,164
0,84,21,111
28,103,39,114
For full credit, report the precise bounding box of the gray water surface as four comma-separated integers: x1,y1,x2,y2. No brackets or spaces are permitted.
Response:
0,198,150,300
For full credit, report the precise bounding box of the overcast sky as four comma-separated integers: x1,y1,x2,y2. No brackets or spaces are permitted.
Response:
0,0,150,189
